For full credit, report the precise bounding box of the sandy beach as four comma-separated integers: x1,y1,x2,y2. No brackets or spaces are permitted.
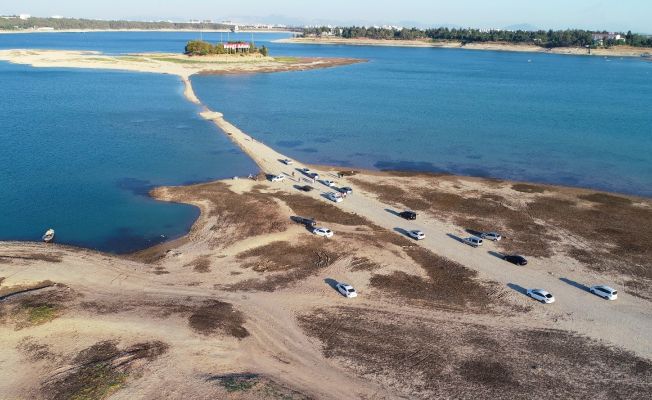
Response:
277,37,652,58
1,49,651,399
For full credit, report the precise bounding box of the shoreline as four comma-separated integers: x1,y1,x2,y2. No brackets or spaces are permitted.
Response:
276,37,652,58
1,48,649,257
0,28,296,35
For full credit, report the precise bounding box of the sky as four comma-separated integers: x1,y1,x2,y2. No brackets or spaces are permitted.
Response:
3,0,650,33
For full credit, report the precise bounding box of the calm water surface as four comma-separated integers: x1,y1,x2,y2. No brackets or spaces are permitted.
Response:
1,32,651,253
0,61,256,252
193,45,652,197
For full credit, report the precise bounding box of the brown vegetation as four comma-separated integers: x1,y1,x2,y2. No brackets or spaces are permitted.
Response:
351,175,652,289
184,255,212,273
271,192,369,226
0,252,63,264
188,300,249,338
159,181,289,249
230,238,340,292
370,246,492,310
300,307,652,399
43,340,168,400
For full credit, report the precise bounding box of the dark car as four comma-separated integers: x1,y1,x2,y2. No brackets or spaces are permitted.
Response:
503,255,528,266
298,185,314,192
339,187,353,195
291,216,317,228
399,211,417,220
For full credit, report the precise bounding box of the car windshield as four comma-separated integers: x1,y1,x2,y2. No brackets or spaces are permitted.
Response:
612,291,617,294
545,294,552,298
348,288,355,292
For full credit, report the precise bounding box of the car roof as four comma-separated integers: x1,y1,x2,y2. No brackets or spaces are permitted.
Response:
595,285,615,292
533,289,550,295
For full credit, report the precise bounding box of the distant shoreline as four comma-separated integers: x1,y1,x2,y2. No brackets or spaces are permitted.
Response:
277,37,652,58
0,28,295,35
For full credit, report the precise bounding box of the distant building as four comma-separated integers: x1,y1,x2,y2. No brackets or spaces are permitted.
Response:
51,15,64,19
592,32,626,44
223,42,250,51
19,14,31,20
189,19,201,24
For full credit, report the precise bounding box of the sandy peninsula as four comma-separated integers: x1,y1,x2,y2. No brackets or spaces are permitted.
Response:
1,49,651,399
277,37,652,57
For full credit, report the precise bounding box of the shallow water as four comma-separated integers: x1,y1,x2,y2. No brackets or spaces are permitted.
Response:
0,62,257,252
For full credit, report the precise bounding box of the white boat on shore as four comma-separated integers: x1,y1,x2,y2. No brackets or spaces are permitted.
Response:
42,229,55,243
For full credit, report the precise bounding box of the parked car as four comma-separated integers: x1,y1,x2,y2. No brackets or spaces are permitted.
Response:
326,192,343,203
481,232,502,241
339,187,353,195
527,288,555,304
292,216,317,228
282,159,294,165
463,236,483,247
301,167,311,174
408,230,426,240
503,254,528,266
310,173,320,180
322,179,336,187
270,174,285,182
313,227,334,238
336,283,358,298
298,185,314,192
399,210,417,220
590,285,618,300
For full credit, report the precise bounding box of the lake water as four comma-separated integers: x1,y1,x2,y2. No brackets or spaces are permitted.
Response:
193,44,652,197
0,61,256,253
1,32,651,253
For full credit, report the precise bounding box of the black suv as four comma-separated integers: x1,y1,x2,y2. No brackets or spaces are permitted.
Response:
503,255,528,266
291,216,317,228
399,210,417,220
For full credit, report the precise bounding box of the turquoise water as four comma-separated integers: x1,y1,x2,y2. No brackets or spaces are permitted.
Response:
0,62,257,252
193,45,652,197
1,32,651,254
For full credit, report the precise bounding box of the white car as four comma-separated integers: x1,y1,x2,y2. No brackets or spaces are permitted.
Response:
590,285,618,300
301,167,311,174
336,283,358,298
527,288,555,304
322,179,336,187
313,227,334,238
282,159,294,165
408,230,425,240
326,192,343,203
481,232,502,241
270,174,285,182
463,236,483,247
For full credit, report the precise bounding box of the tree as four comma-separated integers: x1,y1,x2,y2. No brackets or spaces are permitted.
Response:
185,40,213,56
260,45,269,57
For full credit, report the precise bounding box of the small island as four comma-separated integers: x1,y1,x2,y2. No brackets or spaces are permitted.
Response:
185,39,270,57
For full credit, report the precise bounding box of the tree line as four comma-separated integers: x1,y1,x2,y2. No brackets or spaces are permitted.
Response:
302,26,652,48
185,40,269,56
0,16,235,31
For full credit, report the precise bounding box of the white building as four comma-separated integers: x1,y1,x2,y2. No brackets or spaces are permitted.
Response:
592,32,626,44
19,14,31,20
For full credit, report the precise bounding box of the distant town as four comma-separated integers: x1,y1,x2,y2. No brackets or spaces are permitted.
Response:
1,14,651,50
